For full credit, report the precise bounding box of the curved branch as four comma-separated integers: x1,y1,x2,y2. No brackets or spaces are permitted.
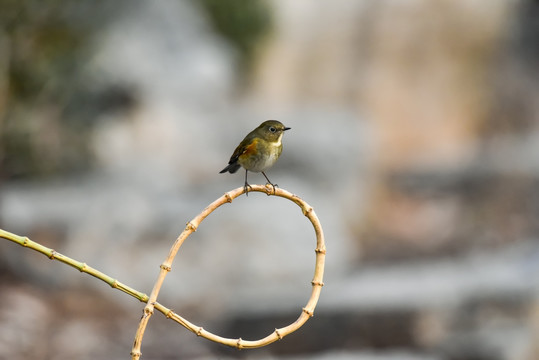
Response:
131,184,326,358
0,183,326,359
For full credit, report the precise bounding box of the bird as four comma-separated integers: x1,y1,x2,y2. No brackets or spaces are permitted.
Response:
219,120,291,195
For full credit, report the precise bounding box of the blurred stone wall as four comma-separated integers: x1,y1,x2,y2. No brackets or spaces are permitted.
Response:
252,0,538,262
1,1,539,359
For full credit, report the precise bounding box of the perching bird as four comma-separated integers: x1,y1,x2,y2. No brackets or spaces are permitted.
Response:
219,120,290,195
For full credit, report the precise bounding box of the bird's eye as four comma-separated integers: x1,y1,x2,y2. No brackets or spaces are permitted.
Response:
269,126,276,133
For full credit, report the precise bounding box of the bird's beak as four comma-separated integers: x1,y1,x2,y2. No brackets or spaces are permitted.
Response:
284,127,291,131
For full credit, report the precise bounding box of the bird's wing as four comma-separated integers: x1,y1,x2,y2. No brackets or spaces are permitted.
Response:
230,138,258,164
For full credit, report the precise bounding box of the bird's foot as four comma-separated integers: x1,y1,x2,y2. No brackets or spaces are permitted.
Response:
243,182,252,196
265,182,278,195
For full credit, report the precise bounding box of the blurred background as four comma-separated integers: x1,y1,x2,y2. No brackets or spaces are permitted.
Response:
1,0,539,359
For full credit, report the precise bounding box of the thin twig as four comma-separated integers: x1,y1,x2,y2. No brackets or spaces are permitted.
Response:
131,184,326,357
0,228,149,303
0,184,326,359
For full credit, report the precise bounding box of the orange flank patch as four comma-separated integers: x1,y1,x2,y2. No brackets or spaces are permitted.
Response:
240,139,258,158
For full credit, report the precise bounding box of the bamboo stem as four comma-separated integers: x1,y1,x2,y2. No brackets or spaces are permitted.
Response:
131,184,326,357
0,184,326,359
0,228,149,303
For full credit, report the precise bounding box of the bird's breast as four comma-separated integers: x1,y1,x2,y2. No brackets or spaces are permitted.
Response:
238,139,282,172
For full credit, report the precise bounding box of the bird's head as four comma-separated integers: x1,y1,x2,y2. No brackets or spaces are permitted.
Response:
256,120,291,142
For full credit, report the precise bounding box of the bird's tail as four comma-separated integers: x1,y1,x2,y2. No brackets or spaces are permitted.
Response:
219,163,241,174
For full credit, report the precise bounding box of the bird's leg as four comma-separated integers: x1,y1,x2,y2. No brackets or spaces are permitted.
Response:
262,171,277,194
243,169,252,196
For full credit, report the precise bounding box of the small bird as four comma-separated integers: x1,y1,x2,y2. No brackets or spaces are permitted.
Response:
220,120,291,195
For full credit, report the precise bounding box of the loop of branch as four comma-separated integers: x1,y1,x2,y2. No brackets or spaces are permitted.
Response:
131,185,326,357
0,184,326,359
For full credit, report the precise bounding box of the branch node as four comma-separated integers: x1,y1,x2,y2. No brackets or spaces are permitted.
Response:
315,247,326,254
311,280,324,287
196,327,204,336
160,264,172,272
275,328,283,340
143,306,154,316
224,192,233,203
48,250,57,260
79,263,88,272
22,236,30,246
302,206,313,216
186,221,197,232
111,279,119,289
236,338,243,350
165,309,174,319
302,307,314,317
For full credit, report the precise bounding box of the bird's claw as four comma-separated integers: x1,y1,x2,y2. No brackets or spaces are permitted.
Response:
266,182,278,195
243,183,252,196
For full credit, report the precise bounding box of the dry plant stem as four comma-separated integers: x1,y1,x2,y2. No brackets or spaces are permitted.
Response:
0,184,325,359
0,228,149,303
131,184,326,359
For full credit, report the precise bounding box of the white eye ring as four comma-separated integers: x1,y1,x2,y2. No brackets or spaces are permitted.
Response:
269,126,277,133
